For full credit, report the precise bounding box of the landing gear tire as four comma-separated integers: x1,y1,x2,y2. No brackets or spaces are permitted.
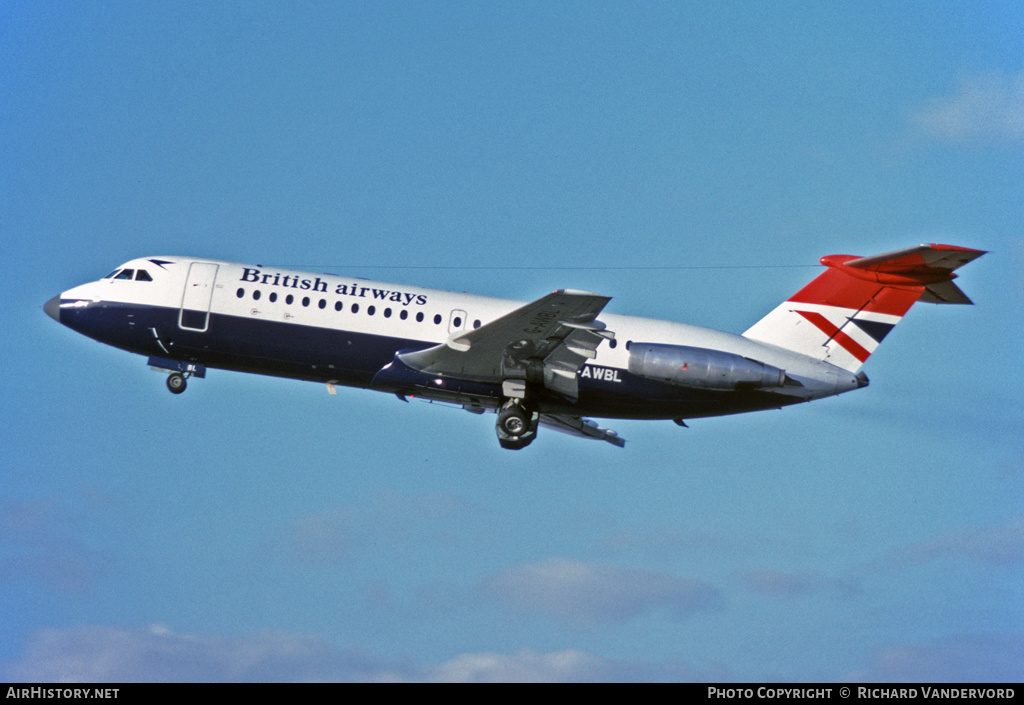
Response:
167,372,187,394
498,405,530,437
495,399,538,450
499,435,534,450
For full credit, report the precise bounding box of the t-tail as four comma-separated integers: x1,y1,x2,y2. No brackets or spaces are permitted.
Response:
743,244,986,373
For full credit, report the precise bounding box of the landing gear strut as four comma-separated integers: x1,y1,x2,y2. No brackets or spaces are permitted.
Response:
496,398,539,450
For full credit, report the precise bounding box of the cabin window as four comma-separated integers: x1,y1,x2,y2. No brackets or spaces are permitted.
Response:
433,314,442,325
135,270,153,282
302,297,310,307
335,301,343,312
115,269,135,280
318,299,327,310
286,294,294,305
384,308,392,318
473,320,481,329
351,303,359,314
416,312,424,322
236,288,245,298
269,292,278,303
367,306,376,316
400,310,408,320
253,290,261,301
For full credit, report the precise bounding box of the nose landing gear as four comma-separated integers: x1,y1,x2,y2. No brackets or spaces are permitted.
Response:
166,372,188,394
148,356,205,395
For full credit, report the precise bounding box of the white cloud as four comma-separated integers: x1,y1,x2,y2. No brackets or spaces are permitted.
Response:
912,70,1024,143
478,557,722,626
424,648,727,683
426,649,611,683
4,624,406,683
3,624,726,682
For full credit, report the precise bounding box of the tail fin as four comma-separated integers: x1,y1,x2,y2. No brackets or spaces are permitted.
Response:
743,244,985,372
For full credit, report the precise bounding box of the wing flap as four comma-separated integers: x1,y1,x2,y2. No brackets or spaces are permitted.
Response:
539,413,626,447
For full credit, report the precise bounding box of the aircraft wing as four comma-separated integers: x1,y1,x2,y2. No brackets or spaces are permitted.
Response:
539,413,626,447
399,289,614,400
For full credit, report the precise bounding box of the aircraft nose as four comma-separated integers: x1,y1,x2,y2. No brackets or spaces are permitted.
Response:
44,296,61,322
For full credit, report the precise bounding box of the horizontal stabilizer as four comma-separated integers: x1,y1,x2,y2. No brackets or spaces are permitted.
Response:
840,244,985,305
843,243,986,276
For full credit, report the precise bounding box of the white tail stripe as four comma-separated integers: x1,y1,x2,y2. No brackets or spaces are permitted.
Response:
744,302,906,372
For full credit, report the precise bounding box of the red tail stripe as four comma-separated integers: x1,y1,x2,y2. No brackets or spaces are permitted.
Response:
796,311,871,363
788,268,924,315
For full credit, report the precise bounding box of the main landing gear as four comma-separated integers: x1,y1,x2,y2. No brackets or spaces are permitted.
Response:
496,397,539,450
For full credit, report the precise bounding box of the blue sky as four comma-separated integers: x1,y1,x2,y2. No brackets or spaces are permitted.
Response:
2,1,1022,682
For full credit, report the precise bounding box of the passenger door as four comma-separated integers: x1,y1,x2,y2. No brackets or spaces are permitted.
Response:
178,262,219,332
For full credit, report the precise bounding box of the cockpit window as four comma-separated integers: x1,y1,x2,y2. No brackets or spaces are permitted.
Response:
135,270,153,281
104,269,121,279
115,269,135,280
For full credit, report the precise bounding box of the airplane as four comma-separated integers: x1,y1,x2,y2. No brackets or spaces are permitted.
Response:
44,243,984,449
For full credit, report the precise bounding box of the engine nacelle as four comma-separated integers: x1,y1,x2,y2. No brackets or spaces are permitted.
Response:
627,343,786,391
